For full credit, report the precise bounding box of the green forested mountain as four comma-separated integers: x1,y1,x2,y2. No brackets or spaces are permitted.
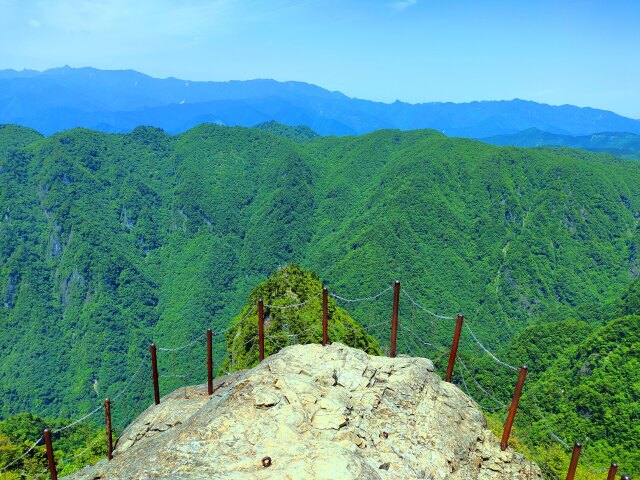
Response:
452,277,639,477
1,122,639,476
253,121,319,142
504,278,640,477
0,412,106,478
527,314,639,473
221,264,380,372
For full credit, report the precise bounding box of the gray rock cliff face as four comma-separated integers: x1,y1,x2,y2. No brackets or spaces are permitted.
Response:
68,343,541,479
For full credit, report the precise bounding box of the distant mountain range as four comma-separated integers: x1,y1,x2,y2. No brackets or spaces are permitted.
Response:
483,128,640,160
1,66,640,137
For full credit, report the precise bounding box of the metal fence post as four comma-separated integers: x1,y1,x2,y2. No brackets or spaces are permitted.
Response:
258,299,265,361
150,343,160,405
390,281,400,357
207,328,213,395
566,443,582,480
500,365,528,451
322,288,328,346
104,398,113,461
445,314,464,382
43,428,57,480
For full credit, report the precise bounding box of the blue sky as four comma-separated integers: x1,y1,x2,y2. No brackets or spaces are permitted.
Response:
1,0,639,118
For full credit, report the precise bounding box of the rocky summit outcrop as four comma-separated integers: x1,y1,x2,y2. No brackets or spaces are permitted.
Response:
68,343,541,479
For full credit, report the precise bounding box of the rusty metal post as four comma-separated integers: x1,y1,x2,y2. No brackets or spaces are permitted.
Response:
390,281,400,358
566,443,582,480
620,475,630,480
207,328,213,395
258,299,265,362
500,365,528,451
322,288,328,346
104,398,113,461
606,462,618,480
43,428,58,480
445,314,464,382
150,343,160,405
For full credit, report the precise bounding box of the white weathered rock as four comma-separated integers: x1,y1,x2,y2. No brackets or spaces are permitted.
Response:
67,343,541,479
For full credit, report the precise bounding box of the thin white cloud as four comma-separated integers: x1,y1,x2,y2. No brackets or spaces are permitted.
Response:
0,0,237,65
388,0,417,11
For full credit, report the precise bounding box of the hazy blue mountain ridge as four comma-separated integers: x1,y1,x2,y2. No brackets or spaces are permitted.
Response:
2,66,640,137
484,128,640,160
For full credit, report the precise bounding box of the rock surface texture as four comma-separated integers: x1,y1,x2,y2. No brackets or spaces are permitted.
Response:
68,343,541,479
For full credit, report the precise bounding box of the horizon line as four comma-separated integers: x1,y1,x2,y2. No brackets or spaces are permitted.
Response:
2,64,639,121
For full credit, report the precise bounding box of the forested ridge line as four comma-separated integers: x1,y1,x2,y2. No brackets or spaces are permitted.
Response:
0,121,638,425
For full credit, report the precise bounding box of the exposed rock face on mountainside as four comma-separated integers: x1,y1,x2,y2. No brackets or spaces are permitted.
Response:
68,344,541,479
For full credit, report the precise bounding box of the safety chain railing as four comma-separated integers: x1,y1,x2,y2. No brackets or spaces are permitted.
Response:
3,280,633,480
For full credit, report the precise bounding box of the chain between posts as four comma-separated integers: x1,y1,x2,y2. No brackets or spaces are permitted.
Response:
0,436,42,473
10,281,632,477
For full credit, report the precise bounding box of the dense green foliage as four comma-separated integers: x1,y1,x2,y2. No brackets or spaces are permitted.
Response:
222,264,380,371
253,121,319,142
0,412,106,478
458,278,640,478
1,122,639,478
528,314,639,471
